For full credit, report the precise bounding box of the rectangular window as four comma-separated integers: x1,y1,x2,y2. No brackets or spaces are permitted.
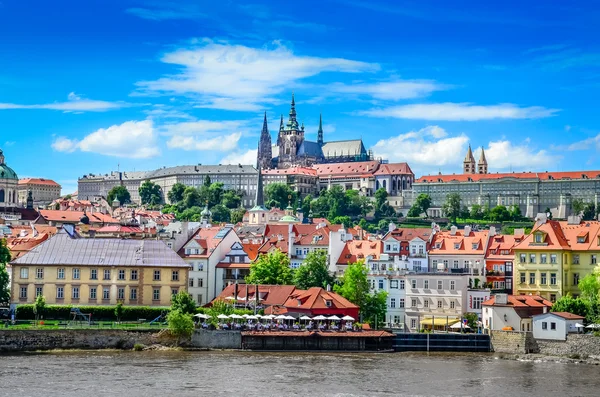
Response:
542,322,547,330
198,278,204,288
72,287,80,299
411,279,416,289
424,280,429,289
390,298,396,308
400,280,405,290
90,287,97,300
424,300,429,308
36,268,44,279
57,268,64,279
550,254,557,264
56,287,63,299
399,298,405,308
378,279,384,289
520,254,526,263
411,299,417,308
529,254,536,264
20,268,29,279
540,254,547,264
535,234,542,243
593,255,597,264
453,260,459,269
541,273,547,285
411,319,416,329
529,272,536,284
172,271,179,282
443,260,449,268
550,273,557,285
73,268,80,280
390,280,398,289
550,294,556,302
189,278,194,287
153,288,160,301
35,286,43,297
437,280,443,290
574,273,580,286
103,269,111,280
520,272,526,284
437,300,443,309
90,269,98,280
450,301,455,309
198,263,204,271
450,281,455,291
154,270,161,281
130,288,137,300
550,322,556,330
131,270,138,280
197,294,203,305
103,287,110,300
117,288,125,300
172,288,178,296
118,270,125,280
19,286,28,299
573,255,580,265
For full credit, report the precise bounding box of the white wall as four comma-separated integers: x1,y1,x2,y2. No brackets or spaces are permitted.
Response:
533,314,567,341
483,306,527,331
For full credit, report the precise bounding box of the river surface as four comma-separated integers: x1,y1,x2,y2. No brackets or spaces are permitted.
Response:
0,351,598,396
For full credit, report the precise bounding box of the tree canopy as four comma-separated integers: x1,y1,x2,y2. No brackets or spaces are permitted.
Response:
551,294,590,318
293,250,334,290
139,180,163,205
107,185,131,205
265,183,297,210
442,193,461,221
0,239,11,305
407,193,431,217
168,182,186,204
171,291,197,314
246,250,293,285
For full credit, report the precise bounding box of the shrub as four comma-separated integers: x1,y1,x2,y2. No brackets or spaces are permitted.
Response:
167,310,194,341
15,304,170,321
133,343,145,351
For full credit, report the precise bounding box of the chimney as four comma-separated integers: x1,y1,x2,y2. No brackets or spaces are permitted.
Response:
535,213,548,226
464,225,472,236
288,223,294,259
450,226,457,236
489,226,496,237
388,222,396,232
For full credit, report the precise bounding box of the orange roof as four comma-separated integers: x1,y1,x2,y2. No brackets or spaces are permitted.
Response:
337,240,382,264
385,227,431,243
430,229,488,255
417,170,600,184
262,167,317,176
513,220,570,251
18,178,61,187
558,221,600,251
483,294,552,308
485,234,524,260
313,161,380,177
283,287,359,312
547,312,585,320
242,243,261,261
373,162,413,176
38,209,119,224
213,284,297,307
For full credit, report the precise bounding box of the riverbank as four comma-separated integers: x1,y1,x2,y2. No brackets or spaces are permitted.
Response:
496,352,600,365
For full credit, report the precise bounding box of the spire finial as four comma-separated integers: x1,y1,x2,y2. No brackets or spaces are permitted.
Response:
317,113,324,146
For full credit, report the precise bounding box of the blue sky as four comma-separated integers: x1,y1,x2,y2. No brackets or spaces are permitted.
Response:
1,0,599,194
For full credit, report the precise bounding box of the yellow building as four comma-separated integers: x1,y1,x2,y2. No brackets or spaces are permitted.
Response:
10,226,189,306
514,217,600,302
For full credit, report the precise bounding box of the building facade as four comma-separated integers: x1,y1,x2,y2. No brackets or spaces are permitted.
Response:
0,149,19,210
18,178,62,207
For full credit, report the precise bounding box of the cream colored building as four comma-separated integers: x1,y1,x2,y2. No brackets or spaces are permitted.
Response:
10,226,190,306
18,178,62,207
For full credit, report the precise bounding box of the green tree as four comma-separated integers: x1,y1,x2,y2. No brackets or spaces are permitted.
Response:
107,185,131,205
572,198,585,216
222,190,242,209
167,310,194,342
377,219,389,232
139,180,163,205
488,205,511,222
544,207,553,220
334,261,370,309
114,302,124,322
407,205,422,218
211,204,231,223
171,291,197,314
442,193,461,221
183,187,201,209
179,206,203,221
34,294,46,323
551,294,590,318
208,182,224,207
203,175,212,187
509,205,523,221
331,216,352,226
265,183,296,209
464,312,479,329
168,182,186,204
246,250,293,285
582,203,596,221
469,204,483,220
293,250,334,290
0,239,11,305
301,194,313,216
230,207,246,224
363,290,388,329
408,193,432,217
579,269,600,302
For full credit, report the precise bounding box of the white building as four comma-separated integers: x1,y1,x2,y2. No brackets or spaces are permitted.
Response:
18,178,62,207
382,225,432,273
532,312,585,340
482,294,552,332
466,289,492,320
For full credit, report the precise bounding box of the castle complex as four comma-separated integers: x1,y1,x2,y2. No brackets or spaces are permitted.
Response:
258,94,371,169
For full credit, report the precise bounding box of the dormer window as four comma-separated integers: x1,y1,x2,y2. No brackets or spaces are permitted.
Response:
325,300,332,308
577,236,585,243
435,243,441,249
534,233,543,243
454,243,460,249
471,243,478,250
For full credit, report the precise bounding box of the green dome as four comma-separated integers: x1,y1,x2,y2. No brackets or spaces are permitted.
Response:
0,164,18,180
279,215,299,223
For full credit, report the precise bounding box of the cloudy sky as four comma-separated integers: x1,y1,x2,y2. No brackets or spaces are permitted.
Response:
1,1,599,194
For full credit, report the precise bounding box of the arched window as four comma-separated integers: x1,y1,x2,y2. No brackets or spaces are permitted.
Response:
0,189,4,202
383,180,387,189
376,180,380,190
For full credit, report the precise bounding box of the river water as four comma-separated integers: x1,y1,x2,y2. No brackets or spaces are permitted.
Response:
1,351,598,396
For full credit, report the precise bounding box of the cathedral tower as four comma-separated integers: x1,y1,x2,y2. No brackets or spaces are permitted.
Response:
317,113,324,146
478,147,488,174
257,112,272,169
463,145,476,174
277,93,305,168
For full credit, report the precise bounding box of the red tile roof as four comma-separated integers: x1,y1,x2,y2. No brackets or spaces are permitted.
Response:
482,294,552,308
373,162,413,176
283,287,359,313
313,161,380,177
547,312,585,320
213,284,297,307
242,243,261,261
430,229,488,255
38,210,119,225
384,228,431,243
417,170,600,184
485,234,524,260
262,167,317,176
337,240,382,264
18,178,61,187
513,220,570,251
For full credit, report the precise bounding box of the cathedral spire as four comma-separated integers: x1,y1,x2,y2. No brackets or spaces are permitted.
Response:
287,92,298,130
257,112,272,169
317,113,324,146
478,146,488,174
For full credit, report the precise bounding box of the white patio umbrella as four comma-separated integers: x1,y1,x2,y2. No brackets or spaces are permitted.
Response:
194,313,211,319
341,315,355,321
285,315,296,320
450,322,470,329
229,314,243,319
299,315,312,321
217,314,230,320
275,314,287,320
327,315,341,321
574,323,585,328
246,315,259,320
313,315,327,321
262,314,275,320
585,323,600,329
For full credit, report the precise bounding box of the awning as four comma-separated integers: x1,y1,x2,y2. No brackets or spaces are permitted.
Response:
420,317,460,326
215,262,251,269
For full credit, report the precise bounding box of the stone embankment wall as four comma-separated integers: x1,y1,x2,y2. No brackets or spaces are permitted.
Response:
191,330,241,349
536,334,600,357
0,329,168,352
490,331,538,354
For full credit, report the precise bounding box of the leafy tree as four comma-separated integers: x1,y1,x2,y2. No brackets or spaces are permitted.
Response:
63,194,72,200
408,193,431,217
482,204,491,220
208,182,224,207
442,193,461,221
459,205,470,219
171,291,197,314
407,204,422,218
363,290,388,329
168,182,186,204
179,206,203,221
551,294,590,318
464,312,479,329
246,250,293,285
331,216,352,226
114,302,124,322
222,191,242,209
167,310,194,342
139,180,163,205
210,204,231,223
265,183,296,209
377,219,389,232
183,187,202,209
107,185,131,205
572,198,585,216
469,204,483,220
488,205,511,222
203,175,212,187
544,207,553,220
509,205,523,221
293,250,334,290
582,203,596,221
0,239,10,305
230,207,246,224
579,269,600,302
301,194,313,216
34,294,46,322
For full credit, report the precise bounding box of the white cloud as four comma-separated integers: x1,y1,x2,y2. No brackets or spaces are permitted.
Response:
0,92,139,112
327,80,449,100
220,149,258,166
52,120,160,159
562,134,600,151
372,126,468,169
136,40,379,110
362,102,559,121
160,120,246,136
478,140,560,169
167,133,242,151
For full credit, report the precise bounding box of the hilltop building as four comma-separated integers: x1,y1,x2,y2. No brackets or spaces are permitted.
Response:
18,178,61,207
258,94,372,169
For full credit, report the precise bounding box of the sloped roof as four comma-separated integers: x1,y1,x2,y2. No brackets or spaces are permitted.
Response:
262,167,317,176
543,312,585,320
214,284,297,307
336,240,382,264
297,140,323,158
321,140,366,158
12,228,189,267
283,287,358,312
373,163,413,176
416,170,600,184
313,161,379,177
384,227,431,243
513,220,570,251
38,210,119,225
485,234,524,260
18,178,61,187
430,229,488,255
482,295,552,308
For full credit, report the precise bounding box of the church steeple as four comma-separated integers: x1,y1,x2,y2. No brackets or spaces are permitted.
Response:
463,145,476,174
257,112,272,169
317,113,324,146
478,146,488,174
287,92,299,130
